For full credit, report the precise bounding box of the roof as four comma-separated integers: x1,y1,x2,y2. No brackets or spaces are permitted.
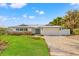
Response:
9,24,62,28
45,24,53,26
41,26,62,28
18,24,28,26
43,24,62,28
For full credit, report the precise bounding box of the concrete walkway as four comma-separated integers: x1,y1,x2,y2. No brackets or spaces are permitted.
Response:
44,36,79,56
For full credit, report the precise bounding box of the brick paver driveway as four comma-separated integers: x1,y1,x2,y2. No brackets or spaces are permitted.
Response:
44,36,79,56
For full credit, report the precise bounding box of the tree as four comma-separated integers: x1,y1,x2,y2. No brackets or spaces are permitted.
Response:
0,27,7,35
49,9,79,34
49,17,63,26
63,10,79,33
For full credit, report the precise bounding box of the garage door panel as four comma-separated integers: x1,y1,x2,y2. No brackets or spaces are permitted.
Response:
42,29,70,35
42,30,61,35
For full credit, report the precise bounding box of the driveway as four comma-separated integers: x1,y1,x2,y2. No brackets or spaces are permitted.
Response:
44,36,79,56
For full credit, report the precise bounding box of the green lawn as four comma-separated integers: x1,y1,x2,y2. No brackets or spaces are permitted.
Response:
0,35,49,56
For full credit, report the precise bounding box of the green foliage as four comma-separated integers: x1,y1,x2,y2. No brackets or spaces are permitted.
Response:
0,27,7,35
49,17,63,26
49,10,79,34
63,10,79,29
7,31,32,35
73,28,79,35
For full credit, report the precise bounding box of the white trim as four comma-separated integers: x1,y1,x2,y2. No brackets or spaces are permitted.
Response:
9,25,62,28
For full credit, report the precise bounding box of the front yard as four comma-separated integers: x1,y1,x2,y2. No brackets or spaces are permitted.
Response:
0,35,49,56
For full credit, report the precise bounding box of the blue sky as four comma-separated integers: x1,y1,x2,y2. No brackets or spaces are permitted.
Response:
0,3,79,27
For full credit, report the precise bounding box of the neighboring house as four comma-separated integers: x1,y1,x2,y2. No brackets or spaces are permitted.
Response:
8,24,70,35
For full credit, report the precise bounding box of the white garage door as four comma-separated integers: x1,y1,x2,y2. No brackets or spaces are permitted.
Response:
43,30,61,35
41,29,70,36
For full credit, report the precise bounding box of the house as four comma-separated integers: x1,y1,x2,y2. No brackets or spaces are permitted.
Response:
7,24,70,35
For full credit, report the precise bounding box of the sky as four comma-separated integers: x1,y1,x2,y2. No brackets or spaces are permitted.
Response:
0,3,79,27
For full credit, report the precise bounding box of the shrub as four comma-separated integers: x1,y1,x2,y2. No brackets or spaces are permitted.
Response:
0,28,7,35
7,31,32,35
73,28,79,35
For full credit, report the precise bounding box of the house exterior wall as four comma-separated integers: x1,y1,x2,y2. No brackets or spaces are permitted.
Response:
60,29,70,35
31,28,41,34
8,26,70,35
8,27,32,32
31,28,36,34
40,27,70,35
27,28,32,32
8,28,16,32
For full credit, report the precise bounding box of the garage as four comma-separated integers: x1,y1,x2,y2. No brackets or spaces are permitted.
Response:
40,26,70,35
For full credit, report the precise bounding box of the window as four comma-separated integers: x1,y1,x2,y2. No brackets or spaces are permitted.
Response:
24,28,27,31
16,28,27,31
20,28,23,31
16,28,19,31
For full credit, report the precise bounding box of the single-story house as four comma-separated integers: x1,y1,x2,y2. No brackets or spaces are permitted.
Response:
7,24,70,35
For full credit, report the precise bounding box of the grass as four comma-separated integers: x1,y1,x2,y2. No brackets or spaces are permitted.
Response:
0,35,49,56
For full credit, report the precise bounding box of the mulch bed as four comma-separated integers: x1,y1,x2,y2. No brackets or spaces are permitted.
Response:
0,40,8,53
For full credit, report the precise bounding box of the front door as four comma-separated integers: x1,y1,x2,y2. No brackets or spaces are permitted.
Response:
35,28,40,34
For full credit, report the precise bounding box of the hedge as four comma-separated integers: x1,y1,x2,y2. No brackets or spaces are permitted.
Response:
73,28,79,35
7,31,32,35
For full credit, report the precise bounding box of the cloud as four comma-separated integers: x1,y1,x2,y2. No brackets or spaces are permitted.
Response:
22,14,35,19
0,3,27,9
70,3,79,9
39,11,44,15
35,10,45,15
9,17,19,20
11,17,17,20
0,16,19,21
35,10,39,13
0,16,8,21
0,15,35,22
22,14,27,18
28,16,35,19
70,3,79,5
0,3,8,8
9,3,27,8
